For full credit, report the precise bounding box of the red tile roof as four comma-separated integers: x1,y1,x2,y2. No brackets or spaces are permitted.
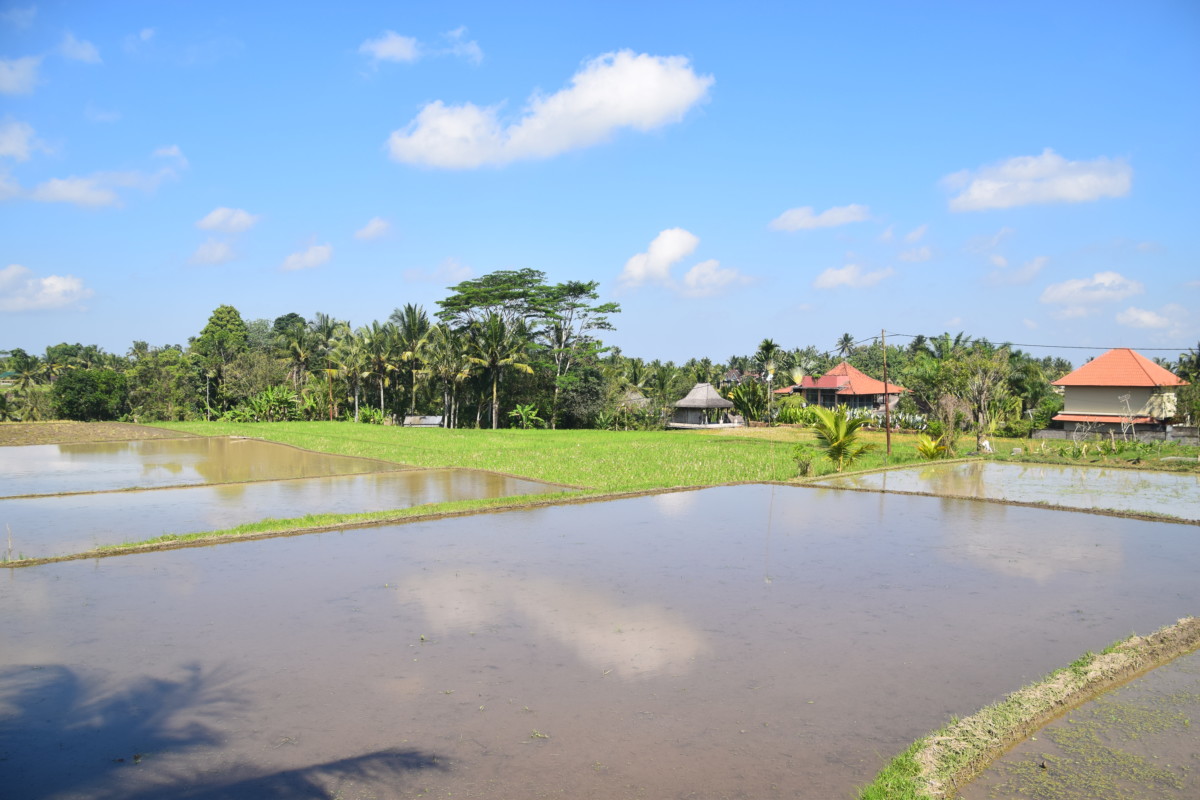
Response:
798,361,906,395
1052,348,1188,388
1053,413,1154,424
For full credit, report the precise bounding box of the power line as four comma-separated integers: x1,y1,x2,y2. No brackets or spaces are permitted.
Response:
881,332,1192,353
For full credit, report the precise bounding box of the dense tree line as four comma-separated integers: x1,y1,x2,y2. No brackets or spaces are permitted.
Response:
3,274,1197,435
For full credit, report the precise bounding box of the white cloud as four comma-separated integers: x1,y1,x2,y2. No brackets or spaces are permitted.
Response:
29,176,119,206
190,239,235,265
388,50,713,168
1040,271,1143,307
139,28,155,42
904,224,927,243
769,204,870,231
813,264,894,289
354,216,390,240
945,149,1132,212
619,227,699,289
899,245,931,263
0,119,45,161
60,32,102,64
989,254,1008,268
990,255,1047,285
679,259,750,298
1022,318,1038,330
0,170,19,200
404,257,474,284
879,225,894,242
153,144,188,168
1115,306,1169,329
196,206,259,232
443,27,482,64
0,56,40,94
360,31,419,63
0,264,93,311
281,243,332,272
1,6,36,28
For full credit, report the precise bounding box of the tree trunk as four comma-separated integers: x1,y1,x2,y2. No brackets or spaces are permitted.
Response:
491,373,499,429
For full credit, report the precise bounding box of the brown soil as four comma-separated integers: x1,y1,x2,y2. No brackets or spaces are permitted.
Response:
0,421,197,447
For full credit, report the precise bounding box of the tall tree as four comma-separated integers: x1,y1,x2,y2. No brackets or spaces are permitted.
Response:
836,333,856,359
390,304,431,414
541,280,619,429
192,305,249,414
467,313,535,429
436,268,550,328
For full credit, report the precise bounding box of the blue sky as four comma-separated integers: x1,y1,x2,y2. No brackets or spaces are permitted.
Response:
2,1,1198,367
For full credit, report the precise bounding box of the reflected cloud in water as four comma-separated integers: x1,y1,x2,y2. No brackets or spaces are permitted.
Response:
405,570,709,678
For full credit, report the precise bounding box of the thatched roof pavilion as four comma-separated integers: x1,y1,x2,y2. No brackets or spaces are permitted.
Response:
669,383,740,428
674,382,734,410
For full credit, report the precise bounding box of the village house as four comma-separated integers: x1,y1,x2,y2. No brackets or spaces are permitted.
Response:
774,361,907,412
668,382,741,428
1051,347,1188,433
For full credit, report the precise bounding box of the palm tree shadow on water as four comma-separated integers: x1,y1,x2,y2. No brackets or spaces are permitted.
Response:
0,663,447,799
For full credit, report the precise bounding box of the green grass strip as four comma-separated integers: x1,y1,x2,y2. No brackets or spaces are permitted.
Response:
857,617,1200,800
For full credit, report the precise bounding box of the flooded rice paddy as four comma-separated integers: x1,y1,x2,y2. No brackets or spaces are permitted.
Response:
816,461,1200,522
1,470,559,559
959,648,1200,800
1,438,399,497
2,482,1198,799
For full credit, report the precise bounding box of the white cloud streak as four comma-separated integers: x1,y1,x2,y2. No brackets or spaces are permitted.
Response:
196,206,259,233
945,149,1132,212
899,246,931,263
281,244,332,272
769,204,870,231
904,224,927,243
388,50,713,168
1,6,36,29
680,259,749,297
60,32,102,64
190,239,235,265
403,257,474,284
0,56,40,94
812,264,894,289
0,119,44,161
1115,307,1168,329
620,228,699,289
989,255,1047,285
0,264,93,311
354,216,390,240
359,31,419,63
1040,270,1144,318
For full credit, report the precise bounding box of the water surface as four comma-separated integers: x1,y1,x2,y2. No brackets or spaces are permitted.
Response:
817,461,1200,521
0,469,562,559
2,485,1196,799
0,437,400,497
959,648,1200,799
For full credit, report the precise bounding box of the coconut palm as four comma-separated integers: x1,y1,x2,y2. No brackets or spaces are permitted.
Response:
331,331,370,422
390,304,431,415
809,405,876,472
426,324,473,428
836,333,856,359
466,313,534,429
361,320,399,415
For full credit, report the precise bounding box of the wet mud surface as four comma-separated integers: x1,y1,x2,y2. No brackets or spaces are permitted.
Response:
959,648,1200,799
0,422,194,447
816,461,1200,522
0,437,401,498
0,470,561,559
2,485,1197,799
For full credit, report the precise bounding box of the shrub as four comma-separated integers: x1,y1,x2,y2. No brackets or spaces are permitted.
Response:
50,368,128,421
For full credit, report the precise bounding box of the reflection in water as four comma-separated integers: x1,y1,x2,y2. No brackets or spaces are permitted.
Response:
819,461,1200,521
2,485,1196,799
0,469,564,558
407,571,708,678
0,437,400,497
937,497,1123,582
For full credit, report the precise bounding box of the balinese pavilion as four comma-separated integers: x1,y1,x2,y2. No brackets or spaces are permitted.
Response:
668,382,742,429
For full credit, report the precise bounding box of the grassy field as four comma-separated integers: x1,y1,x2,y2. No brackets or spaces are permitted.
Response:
153,421,810,492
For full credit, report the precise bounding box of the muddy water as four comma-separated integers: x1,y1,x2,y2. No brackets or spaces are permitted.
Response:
817,461,1200,521
959,648,1200,799
2,485,1198,799
0,470,563,559
0,437,398,497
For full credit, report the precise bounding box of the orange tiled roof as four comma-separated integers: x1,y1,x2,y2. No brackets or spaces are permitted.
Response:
823,361,907,395
1052,348,1188,388
1053,413,1154,424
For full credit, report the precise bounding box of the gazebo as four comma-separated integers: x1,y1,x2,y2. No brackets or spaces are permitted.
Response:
668,383,741,428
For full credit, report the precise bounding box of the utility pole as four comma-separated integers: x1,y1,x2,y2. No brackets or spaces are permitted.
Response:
882,329,891,461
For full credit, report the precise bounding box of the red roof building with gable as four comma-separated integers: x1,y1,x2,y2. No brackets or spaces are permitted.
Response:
1050,348,1188,430
775,361,906,411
